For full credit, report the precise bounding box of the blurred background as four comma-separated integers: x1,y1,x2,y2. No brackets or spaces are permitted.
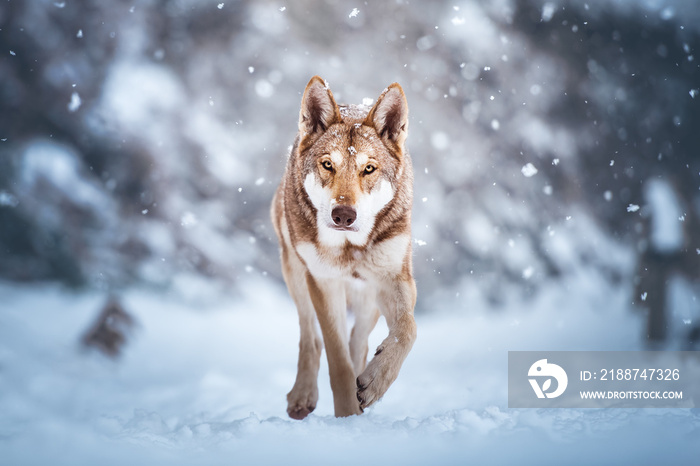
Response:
1,0,698,347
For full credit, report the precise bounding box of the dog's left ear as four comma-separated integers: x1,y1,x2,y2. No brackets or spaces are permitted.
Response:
364,83,409,154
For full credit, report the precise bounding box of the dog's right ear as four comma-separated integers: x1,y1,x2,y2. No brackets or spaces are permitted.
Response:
299,76,341,136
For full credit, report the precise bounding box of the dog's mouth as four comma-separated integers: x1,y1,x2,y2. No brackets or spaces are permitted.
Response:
326,223,359,232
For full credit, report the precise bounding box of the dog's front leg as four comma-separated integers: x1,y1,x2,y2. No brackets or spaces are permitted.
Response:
356,275,417,410
347,283,381,375
306,273,363,417
281,247,323,420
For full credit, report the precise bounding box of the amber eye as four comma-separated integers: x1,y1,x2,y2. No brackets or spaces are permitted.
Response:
364,164,376,175
322,160,333,171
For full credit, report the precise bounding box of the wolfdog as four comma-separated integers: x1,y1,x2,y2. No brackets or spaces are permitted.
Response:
271,76,417,418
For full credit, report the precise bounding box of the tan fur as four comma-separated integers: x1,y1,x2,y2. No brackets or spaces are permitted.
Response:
271,76,417,418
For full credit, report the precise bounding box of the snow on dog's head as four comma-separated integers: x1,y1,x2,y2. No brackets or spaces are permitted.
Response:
297,76,409,247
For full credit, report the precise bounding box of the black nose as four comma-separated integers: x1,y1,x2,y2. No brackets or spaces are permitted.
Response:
331,205,357,227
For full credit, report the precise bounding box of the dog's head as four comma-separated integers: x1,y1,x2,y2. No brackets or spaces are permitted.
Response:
297,76,409,247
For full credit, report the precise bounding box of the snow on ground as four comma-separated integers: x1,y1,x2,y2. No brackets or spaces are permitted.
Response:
0,274,699,465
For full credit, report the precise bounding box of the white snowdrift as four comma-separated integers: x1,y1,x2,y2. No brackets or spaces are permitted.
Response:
0,274,698,465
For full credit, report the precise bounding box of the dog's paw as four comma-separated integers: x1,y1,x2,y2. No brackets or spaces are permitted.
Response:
287,403,315,420
356,348,400,410
286,384,318,420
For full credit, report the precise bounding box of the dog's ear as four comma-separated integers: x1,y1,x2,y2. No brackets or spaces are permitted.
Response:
299,76,341,136
364,83,409,153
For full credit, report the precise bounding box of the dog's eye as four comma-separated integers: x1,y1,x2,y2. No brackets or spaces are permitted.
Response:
364,164,376,175
322,160,333,171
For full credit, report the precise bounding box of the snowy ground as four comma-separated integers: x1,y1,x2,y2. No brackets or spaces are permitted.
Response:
1,275,699,465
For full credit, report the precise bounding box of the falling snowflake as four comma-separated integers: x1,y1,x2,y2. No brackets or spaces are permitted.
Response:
67,92,82,112
521,163,538,177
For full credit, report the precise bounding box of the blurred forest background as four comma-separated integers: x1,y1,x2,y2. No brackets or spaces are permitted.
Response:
0,0,698,345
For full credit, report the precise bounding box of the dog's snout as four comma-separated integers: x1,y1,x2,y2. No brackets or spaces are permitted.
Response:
331,205,357,227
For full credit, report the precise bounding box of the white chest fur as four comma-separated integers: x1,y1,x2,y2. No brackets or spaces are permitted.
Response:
295,234,410,281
